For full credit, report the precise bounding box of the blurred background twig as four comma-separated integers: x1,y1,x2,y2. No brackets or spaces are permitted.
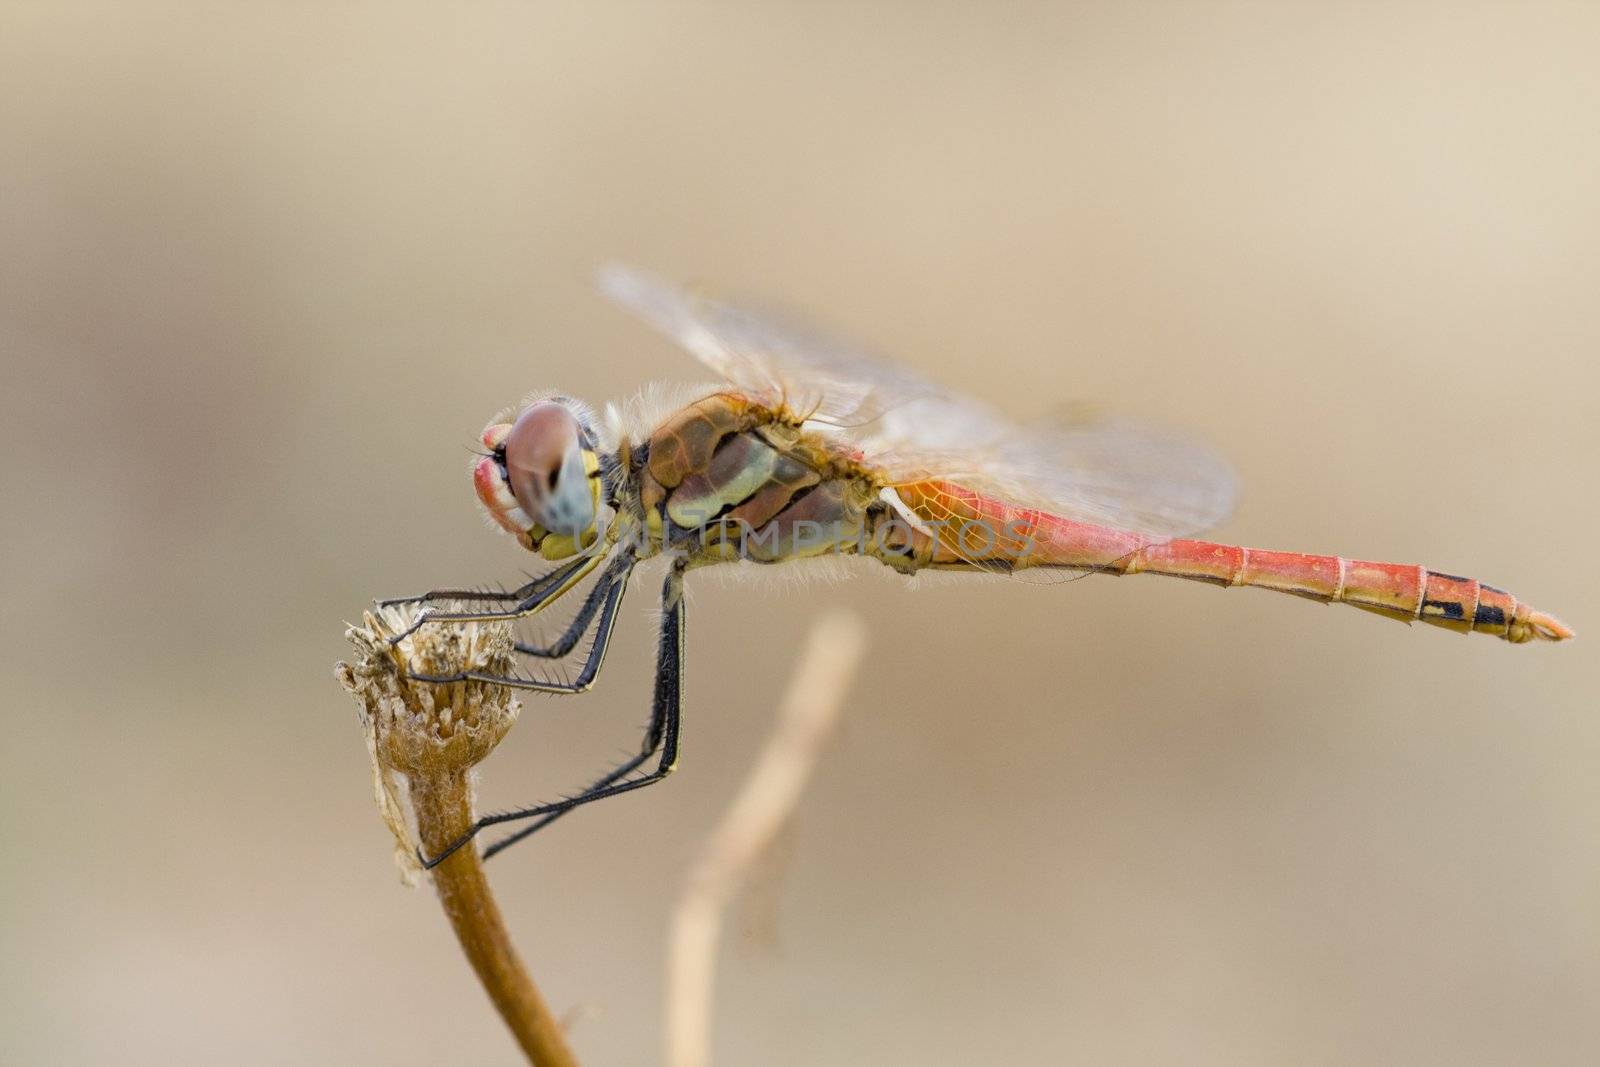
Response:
666,610,868,1067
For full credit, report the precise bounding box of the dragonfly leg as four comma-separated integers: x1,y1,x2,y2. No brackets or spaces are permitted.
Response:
386,554,600,644
480,734,652,861
513,557,631,661
419,562,686,869
376,561,577,609
377,586,528,609
407,555,635,692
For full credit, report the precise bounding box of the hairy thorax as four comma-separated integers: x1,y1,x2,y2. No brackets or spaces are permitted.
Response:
621,393,889,569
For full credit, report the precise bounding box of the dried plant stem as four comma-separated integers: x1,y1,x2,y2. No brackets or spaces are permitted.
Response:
665,611,869,1067
336,609,580,1067
411,771,580,1067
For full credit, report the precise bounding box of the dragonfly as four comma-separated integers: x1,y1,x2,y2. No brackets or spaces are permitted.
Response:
389,265,1573,867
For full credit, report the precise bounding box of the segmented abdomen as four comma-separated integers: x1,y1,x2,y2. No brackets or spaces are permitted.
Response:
884,480,1572,644
1129,542,1569,643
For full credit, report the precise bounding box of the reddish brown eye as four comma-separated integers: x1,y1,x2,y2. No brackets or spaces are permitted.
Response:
504,402,581,519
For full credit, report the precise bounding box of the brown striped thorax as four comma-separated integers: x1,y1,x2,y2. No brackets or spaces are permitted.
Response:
635,393,887,565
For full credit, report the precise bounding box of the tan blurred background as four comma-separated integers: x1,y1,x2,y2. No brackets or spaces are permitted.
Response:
3,3,1597,1064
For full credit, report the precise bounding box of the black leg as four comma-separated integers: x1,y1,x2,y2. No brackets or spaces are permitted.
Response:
480,747,650,861
377,587,527,608
408,555,635,694
386,553,601,644
376,560,575,609
420,562,687,868
514,556,629,661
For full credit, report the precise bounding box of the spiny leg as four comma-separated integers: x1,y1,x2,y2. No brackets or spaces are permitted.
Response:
456,558,661,860
377,586,526,609
408,554,636,693
514,555,629,661
376,558,577,609
482,563,683,860
387,553,601,644
421,561,686,869
481,740,651,861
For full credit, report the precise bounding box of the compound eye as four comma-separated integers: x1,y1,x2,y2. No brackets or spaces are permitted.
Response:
503,402,582,520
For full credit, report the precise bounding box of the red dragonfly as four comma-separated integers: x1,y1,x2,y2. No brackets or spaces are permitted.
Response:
388,266,1573,865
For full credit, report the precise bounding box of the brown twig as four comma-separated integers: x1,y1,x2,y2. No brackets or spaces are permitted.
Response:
664,610,869,1067
337,607,580,1067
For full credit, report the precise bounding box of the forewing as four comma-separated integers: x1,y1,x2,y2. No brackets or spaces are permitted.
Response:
599,264,938,426
599,264,1238,540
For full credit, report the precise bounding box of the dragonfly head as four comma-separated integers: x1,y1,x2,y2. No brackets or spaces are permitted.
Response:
475,397,603,559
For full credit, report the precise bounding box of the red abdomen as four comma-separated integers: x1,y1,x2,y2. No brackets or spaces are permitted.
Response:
884,480,1572,644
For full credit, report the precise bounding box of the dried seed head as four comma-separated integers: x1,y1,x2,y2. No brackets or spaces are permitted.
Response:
335,606,520,883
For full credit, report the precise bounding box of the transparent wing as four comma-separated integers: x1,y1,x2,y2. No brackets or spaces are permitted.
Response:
599,264,936,427
598,264,1238,539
